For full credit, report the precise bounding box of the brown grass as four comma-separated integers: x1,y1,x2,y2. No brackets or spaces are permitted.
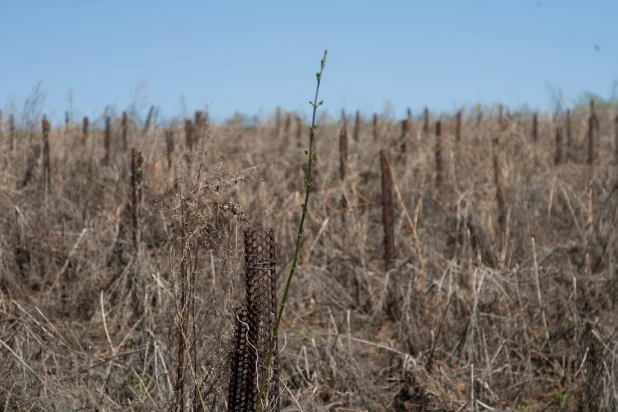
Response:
0,104,617,411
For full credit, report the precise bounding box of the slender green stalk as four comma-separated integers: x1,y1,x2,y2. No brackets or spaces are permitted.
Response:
255,50,328,412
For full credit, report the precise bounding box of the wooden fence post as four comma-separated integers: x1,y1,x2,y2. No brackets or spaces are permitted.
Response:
82,116,89,144
372,113,379,141
435,120,443,188
283,113,291,145
555,127,563,165
493,137,506,237
184,118,194,152
9,114,15,150
42,117,51,196
165,129,175,169
353,110,360,142
380,149,395,271
532,113,538,142
456,109,462,143
614,115,618,165
131,148,143,253
103,116,111,166
339,109,348,181
588,101,597,166
566,109,572,162
121,111,128,151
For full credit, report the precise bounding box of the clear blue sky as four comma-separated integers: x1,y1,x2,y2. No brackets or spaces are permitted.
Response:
1,0,616,124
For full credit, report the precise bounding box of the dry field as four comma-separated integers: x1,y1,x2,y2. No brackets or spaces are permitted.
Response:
0,104,617,411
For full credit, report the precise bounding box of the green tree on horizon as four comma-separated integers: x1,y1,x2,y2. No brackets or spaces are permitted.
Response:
572,90,618,110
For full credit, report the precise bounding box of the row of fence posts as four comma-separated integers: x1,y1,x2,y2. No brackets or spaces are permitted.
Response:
0,109,212,203
1,102,616,252
3,113,144,266
330,103,617,272
9,100,611,267
3,102,614,172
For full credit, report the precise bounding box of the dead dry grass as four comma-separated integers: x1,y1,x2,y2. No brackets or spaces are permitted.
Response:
0,105,617,411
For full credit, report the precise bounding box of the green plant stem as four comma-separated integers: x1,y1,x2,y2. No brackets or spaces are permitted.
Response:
255,50,328,412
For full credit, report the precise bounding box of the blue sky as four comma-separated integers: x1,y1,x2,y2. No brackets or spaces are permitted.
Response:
1,0,616,124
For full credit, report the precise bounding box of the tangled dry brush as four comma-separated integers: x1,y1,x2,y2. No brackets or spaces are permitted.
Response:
0,104,617,411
